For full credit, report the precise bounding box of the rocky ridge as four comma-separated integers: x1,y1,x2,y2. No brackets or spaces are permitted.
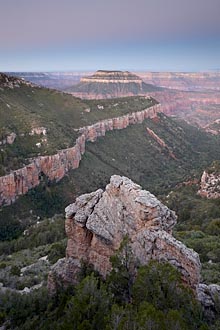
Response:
6,71,92,90
197,283,220,320
0,73,34,89
48,175,201,292
146,127,177,160
0,104,160,206
0,132,17,146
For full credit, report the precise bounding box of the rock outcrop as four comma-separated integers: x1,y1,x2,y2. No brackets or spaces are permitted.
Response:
204,119,220,135
65,70,161,99
198,170,220,199
0,73,34,89
0,104,160,206
0,132,17,146
197,283,220,320
146,127,177,160
48,175,201,292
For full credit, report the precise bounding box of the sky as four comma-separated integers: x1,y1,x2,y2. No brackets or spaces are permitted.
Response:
0,0,220,72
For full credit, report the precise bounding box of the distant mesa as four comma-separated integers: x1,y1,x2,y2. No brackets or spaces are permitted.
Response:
65,70,161,99
80,70,143,84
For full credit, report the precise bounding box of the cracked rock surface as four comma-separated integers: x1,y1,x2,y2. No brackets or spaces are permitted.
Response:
48,175,202,293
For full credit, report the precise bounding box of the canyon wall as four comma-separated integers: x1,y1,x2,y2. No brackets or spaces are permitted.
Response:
0,104,160,206
140,71,220,92
149,90,220,127
150,91,220,115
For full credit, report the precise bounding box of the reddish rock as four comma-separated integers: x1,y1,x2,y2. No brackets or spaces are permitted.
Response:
0,104,160,206
146,127,177,160
149,90,220,127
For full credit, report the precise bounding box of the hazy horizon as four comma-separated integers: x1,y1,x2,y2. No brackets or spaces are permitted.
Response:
5,69,220,73
0,0,220,72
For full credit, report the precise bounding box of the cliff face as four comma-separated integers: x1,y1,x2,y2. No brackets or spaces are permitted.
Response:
149,90,220,127
48,175,201,292
0,104,160,206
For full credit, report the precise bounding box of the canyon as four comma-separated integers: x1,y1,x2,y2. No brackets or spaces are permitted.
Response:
149,90,220,127
8,70,220,129
65,70,220,128
140,71,220,92
10,70,220,93
0,104,160,207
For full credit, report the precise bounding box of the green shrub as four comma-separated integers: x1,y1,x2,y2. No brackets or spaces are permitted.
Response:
206,219,220,236
48,241,66,264
10,265,20,276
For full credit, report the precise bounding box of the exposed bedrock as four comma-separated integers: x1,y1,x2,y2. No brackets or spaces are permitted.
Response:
48,175,201,293
198,170,220,199
0,104,160,206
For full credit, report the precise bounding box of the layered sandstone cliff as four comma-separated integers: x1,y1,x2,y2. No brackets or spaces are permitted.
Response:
80,70,143,84
149,90,220,127
0,104,160,206
48,175,201,292
66,70,160,98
